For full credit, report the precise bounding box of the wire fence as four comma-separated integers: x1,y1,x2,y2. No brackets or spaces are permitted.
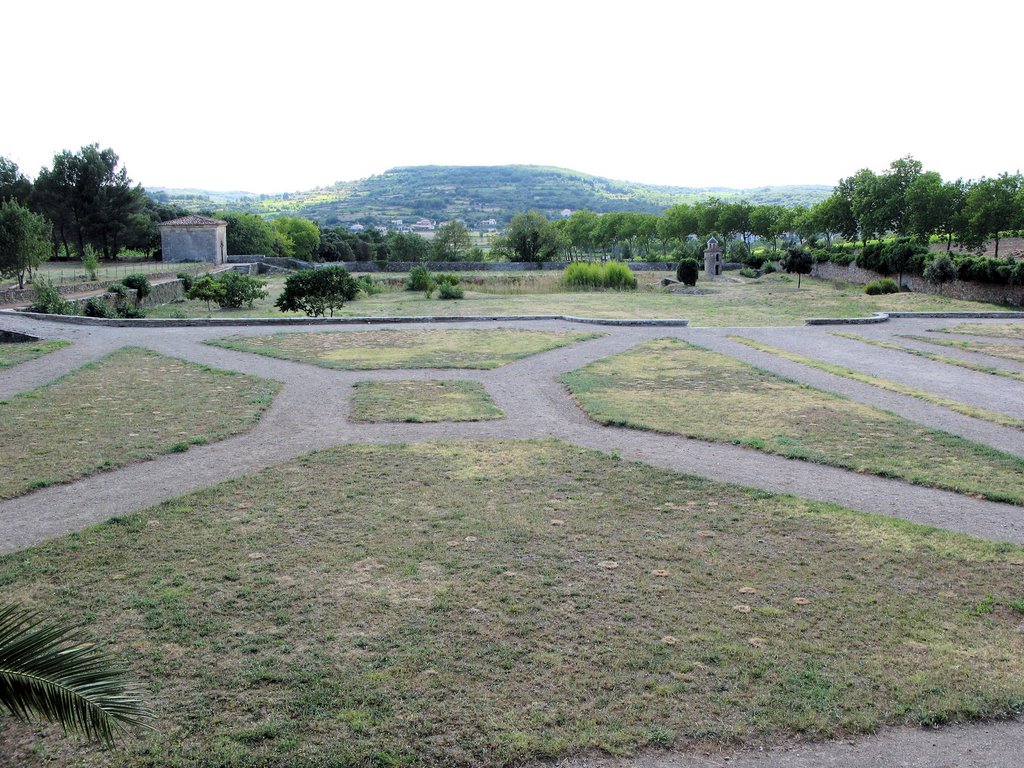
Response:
31,262,209,287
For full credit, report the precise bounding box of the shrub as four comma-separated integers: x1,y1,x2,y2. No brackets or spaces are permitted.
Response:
760,260,776,274
739,267,758,279
83,297,115,318
856,242,890,274
564,261,603,289
187,275,226,311
216,271,267,309
177,272,194,292
82,245,100,281
355,275,383,296
438,282,464,300
864,278,900,295
434,272,460,286
923,253,956,289
676,257,700,286
120,273,151,302
29,277,73,314
406,265,434,292
603,261,637,290
275,266,360,317
563,261,637,290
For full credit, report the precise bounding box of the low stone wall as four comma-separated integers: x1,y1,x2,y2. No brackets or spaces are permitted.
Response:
248,257,678,273
811,261,1024,307
1,269,202,307
143,278,186,306
0,329,41,342
3,311,688,329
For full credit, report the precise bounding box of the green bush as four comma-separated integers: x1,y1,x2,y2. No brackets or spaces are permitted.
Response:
83,297,115,318
604,261,637,290
120,273,151,302
563,261,637,290
275,266,359,317
82,245,100,281
29,277,73,314
564,261,603,289
438,282,464,300
177,272,194,292
406,265,434,292
216,271,267,309
760,260,776,274
856,243,890,274
355,275,383,296
924,254,956,287
676,257,700,286
739,267,758,279
434,272,460,286
864,278,900,295
186,275,225,311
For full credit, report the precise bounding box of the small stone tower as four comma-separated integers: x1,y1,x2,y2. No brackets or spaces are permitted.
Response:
159,215,228,264
703,236,722,277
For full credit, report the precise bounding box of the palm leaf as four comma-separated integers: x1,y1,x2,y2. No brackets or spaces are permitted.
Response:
0,603,154,745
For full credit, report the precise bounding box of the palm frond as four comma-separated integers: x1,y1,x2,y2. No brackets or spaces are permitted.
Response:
0,603,155,746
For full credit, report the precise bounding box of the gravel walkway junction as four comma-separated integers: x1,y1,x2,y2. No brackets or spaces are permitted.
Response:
1,312,1023,768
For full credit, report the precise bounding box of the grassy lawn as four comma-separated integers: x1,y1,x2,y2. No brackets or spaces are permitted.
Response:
0,339,69,369
208,328,601,370
836,333,1024,383
351,380,503,422
730,336,1024,430
145,273,1009,326
561,339,1024,504
901,334,1024,364
5,440,1024,767
0,347,281,499
934,323,1024,339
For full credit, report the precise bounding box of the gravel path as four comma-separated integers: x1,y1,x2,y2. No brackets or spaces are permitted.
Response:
2,312,1023,766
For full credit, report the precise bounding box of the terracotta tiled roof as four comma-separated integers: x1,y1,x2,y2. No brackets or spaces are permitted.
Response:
158,215,227,227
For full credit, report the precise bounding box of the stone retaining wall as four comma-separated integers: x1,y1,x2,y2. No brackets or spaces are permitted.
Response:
238,256,678,273
0,329,41,342
811,261,1024,307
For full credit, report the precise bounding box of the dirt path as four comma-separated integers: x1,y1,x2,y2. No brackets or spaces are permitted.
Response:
2,312,1023,766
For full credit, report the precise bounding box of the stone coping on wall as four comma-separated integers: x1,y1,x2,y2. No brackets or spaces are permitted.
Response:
0,329,43,343
805,311,1024,326
1,310,688,329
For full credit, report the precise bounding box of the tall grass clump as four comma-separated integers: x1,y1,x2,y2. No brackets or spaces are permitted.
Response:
562,261,637,290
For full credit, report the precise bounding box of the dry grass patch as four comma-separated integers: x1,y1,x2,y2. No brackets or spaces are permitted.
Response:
562,339,1024,504
351,380,503,422
3,440,1024,767
933,323,1024,340
836,333,1024,383
730,336,1024,431
0,347,280,499
0,339,69,369
209,328,601,370
900,335,1024,364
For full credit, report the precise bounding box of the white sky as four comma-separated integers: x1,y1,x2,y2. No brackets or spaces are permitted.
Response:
4,0,1021,194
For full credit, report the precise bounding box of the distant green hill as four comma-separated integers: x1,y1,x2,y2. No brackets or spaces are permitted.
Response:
152,165,831,225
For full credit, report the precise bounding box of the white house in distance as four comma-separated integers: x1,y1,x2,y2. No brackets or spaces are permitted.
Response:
159,215,227,264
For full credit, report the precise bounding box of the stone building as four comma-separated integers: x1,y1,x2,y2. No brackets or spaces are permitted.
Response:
703,236,722,277
159,215,227,264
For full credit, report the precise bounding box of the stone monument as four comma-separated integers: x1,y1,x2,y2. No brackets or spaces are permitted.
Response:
703,236,722,277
